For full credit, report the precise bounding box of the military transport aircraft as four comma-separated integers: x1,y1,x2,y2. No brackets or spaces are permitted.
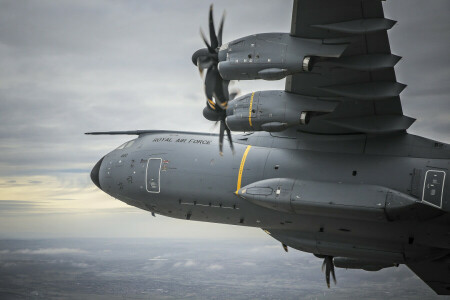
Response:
87,0,449,295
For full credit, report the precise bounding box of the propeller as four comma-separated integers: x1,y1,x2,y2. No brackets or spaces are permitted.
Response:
321,256,337,288
193,5,234,155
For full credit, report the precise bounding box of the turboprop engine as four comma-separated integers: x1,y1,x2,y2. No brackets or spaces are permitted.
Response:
217,33,347,80
225,91,337,132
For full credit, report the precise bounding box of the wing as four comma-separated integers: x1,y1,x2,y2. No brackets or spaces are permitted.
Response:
85,130,218,137
407,254,450,295
286,0,414,135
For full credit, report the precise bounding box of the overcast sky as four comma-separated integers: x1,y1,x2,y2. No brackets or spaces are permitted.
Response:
0,0,448,239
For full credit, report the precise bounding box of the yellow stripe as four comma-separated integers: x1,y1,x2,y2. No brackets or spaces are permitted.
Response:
207,99,216,110
235,145,252,194
219,101,228,109
249,92,254,128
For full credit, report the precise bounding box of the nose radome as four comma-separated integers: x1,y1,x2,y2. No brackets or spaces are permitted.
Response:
90,156,104,190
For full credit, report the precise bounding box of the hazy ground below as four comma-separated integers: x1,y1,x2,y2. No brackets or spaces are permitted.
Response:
0,238,441,299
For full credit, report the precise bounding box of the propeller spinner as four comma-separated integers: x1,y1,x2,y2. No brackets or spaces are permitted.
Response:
192,5,234,155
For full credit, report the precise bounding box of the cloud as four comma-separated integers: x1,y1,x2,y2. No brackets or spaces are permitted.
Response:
184,259,196,267
13,248,87,255
173,259,196,268
0,0,288,178
148,256,168,261
0,200,48,212
70,262,89,268
207,264,224,271
0,262,16,268
28,180,42,184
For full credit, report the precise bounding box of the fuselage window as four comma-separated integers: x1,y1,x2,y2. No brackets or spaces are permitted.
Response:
146,158,162,193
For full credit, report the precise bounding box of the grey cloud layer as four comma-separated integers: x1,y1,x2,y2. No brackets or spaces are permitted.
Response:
0,0,289,176
1,0,447,176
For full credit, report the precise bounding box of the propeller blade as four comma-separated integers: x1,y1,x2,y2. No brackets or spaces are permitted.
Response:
208,4,219,50
219,120,225,156
200,28,214,53
204,68,218,104
217,11,226,47
209,121,219,131
322,256,336,288
220,79,230,105
325,256,332,288
195,6,233,155
331,263,337,285
225,123,235,154
214,78,230,109
205,67,230,110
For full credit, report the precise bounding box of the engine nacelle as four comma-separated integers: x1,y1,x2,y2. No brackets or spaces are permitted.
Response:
333,257,398,271
218,33,347,81
225,91,336,132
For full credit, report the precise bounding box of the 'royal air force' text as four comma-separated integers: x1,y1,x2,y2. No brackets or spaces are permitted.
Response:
152,137,212,145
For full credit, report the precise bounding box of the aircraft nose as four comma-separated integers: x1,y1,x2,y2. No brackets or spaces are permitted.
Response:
90,156,104,190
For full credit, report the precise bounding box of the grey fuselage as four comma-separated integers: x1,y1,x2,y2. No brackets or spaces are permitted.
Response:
93,130,450,264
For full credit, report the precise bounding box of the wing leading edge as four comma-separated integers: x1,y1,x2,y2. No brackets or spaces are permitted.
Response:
286,0,413,135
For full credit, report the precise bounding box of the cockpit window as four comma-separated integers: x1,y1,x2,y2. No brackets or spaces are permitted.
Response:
126,140,135,148
116,142,128,150
116,139,137,150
